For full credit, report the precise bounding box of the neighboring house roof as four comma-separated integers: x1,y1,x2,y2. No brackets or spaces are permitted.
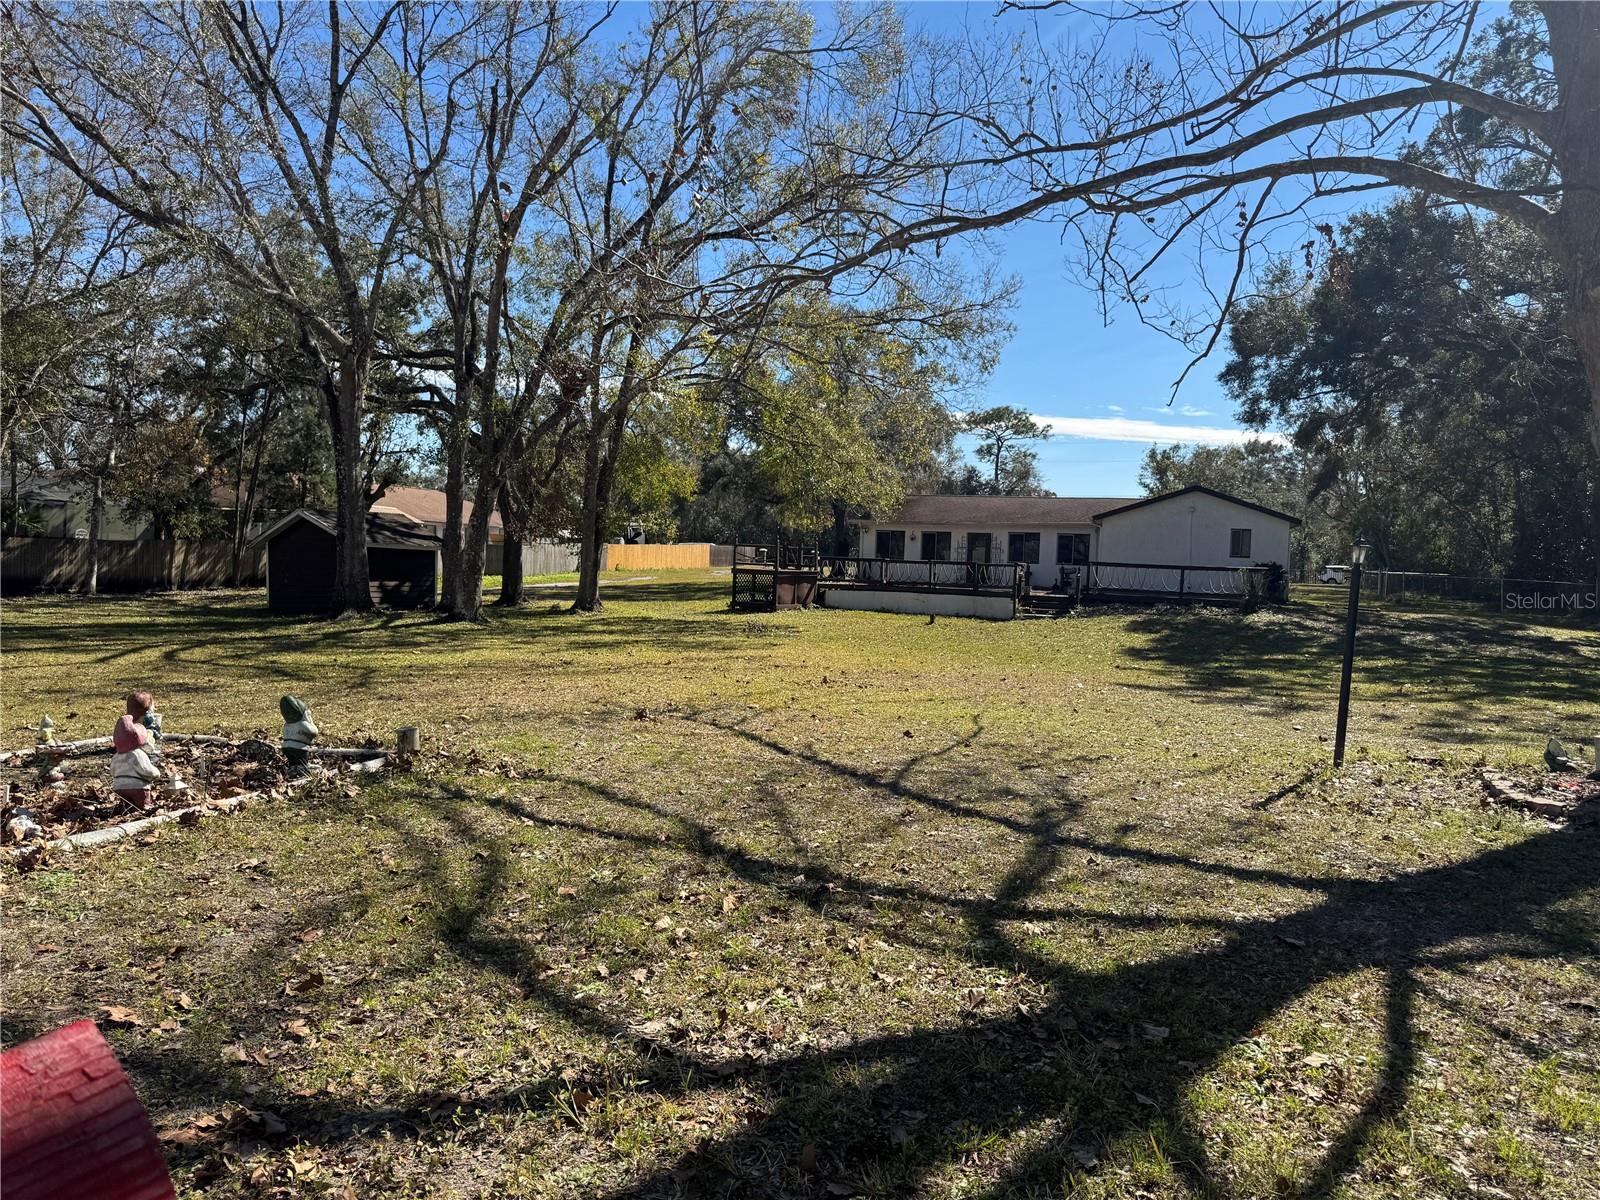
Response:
872,494,1133,526
1092,485,1302,526
4,471,78,506
251,509,444,551
374,485,503,532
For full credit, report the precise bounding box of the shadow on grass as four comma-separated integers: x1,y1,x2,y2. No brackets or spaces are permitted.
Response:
441,744,1596,1198
104,718,1596,1198
3,585,769,686
1111,604,1600,725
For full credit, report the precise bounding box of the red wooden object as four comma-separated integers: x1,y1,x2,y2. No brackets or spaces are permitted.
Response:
1,1020,174,1200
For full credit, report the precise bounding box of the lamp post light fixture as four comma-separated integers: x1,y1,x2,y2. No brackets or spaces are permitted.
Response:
1333,538,1370,768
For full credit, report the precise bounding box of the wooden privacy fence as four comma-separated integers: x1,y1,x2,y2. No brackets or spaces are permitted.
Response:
603,542,714,571
484,540,582,577
2,536,264,592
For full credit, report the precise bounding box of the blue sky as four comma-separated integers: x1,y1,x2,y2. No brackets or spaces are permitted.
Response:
961,214,1271,499
900,1,1293,497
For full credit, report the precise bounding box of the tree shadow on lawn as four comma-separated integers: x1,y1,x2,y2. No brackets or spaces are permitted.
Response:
514,576,732,606
1114,604,1600,719
257,717,1594,1196
72,729,1598,1197
8,605,764,693
440,752,1597,1198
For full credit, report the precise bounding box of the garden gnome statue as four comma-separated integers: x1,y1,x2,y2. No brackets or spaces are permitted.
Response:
111,715,161,812
280,695,318,776
36,715,55,746
126,692,162,762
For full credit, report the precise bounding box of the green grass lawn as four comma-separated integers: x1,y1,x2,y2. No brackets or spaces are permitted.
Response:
3,577,1598,1199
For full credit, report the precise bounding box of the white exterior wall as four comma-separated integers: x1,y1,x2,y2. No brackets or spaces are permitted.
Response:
822,586,1015,620
854,522,1099,585
1096,492,1293,568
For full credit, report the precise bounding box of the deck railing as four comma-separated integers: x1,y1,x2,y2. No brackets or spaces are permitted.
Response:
732,543,820,570
1057,561,1270,600
819,556,1028,595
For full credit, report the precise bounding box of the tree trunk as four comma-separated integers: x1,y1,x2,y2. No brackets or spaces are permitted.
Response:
572,424,605,613
496,484,524,606
451,472,494,621
830,500,851,556
438,385,469,613
1566,292,1600,610
232,389,275,586
328,351,373,614
1545,0,1600,610
86,469,105,596
8,440,20,536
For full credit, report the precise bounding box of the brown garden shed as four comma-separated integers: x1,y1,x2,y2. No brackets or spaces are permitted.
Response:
255,509,442,614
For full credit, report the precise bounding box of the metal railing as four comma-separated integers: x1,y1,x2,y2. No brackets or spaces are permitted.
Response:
818,556,1028,595
1058,560,1271,600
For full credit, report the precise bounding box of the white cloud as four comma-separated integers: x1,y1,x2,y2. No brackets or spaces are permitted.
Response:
1179,405,1213,417
1106,404,1125,413
1034,415,1285,446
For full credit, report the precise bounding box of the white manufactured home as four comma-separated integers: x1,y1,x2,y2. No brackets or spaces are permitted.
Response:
830,485,1299,618
854,486,1297,576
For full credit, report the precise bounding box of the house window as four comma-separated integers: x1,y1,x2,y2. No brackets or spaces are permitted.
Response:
1229,528,1252,559
1057,532,1091,565
966,532,992,563
1007,532,1040,564
919,531,952,560
875,529,906,559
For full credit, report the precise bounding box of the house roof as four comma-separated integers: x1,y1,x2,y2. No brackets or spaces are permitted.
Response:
869,486,1302,528
872,494,1133,526
374,485,502,532
1093,484,1302,526
251,508,444,551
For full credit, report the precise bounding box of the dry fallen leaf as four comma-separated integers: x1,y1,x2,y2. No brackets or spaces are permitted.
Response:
240,1108,287,1135
100,1005,142,1027
557,885,579,898
721,893,738,914
283,971,324,997
281,1018,312,1041
221,1043,249,1063
1302,1052,1334,1069
1141,1023,1170,1041
653,915,673,931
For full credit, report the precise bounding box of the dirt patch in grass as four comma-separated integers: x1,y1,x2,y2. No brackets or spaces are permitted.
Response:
2,583,1597,1198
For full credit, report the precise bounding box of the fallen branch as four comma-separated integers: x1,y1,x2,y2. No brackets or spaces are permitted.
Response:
2,747,390,862
0,733,235,764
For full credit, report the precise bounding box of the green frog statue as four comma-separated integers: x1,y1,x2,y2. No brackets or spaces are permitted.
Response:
280,695,320,776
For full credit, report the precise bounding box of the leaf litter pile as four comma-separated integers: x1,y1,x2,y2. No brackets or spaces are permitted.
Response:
3,739,302,844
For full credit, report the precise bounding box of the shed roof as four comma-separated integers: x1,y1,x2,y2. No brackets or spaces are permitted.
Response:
252,508,444,551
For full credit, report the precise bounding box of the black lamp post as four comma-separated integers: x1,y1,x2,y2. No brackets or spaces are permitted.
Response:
1332,538,1369,768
